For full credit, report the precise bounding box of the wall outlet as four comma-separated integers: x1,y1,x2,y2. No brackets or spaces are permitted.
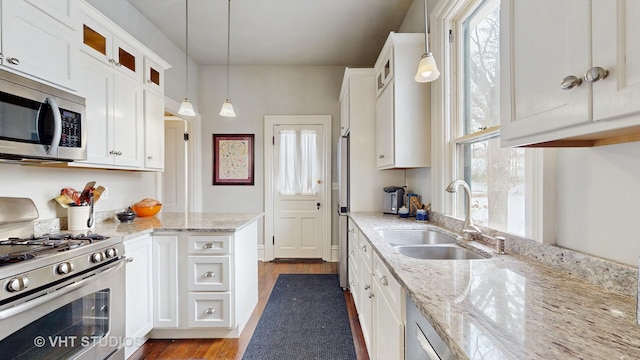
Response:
101,187,109,200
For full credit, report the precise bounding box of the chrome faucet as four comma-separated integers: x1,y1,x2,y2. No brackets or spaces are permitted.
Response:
446,179,481,241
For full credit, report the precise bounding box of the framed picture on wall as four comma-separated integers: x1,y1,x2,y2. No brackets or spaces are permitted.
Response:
212,134,255,185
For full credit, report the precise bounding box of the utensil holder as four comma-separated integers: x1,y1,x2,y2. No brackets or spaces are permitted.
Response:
68,206,94,231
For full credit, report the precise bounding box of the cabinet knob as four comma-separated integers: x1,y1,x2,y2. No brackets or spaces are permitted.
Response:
379,155,384,159
109,58,116,64
584,66,609,84
560,75,582,90
364,284,370,290
205,308,216,315
7,57,20,66
126,257,134,263
368,292,375,299
204,271,215,278
379,275,388,286
147,156,153,160
203,243,216,249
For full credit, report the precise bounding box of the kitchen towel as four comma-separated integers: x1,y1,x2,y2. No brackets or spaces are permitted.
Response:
243,274,357,360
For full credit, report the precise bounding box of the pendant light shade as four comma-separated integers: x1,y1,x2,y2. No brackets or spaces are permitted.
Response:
220,0,236,117
415,0,440,83
219,99,235,117
179,0,196,116
178,98,196,117
415,52,440,82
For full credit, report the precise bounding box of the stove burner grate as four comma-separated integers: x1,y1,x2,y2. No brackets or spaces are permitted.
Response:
0,233,109,265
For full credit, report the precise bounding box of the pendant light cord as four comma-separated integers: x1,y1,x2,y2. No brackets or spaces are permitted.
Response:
423,0,430,53
185,0,189,97
226,0,231,98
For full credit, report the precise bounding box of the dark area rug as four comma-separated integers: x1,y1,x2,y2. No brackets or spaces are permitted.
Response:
242,274,357,360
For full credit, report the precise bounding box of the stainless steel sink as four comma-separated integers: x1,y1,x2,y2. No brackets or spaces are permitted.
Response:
378,229,458,246
395,245,486,260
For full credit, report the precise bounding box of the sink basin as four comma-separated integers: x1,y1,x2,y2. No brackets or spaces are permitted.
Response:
378,229,458,246
395,245,486,260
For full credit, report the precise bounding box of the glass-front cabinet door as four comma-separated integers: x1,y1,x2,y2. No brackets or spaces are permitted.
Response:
81,11,141,80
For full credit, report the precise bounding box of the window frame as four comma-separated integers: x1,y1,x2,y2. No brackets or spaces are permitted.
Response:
430,0,556,243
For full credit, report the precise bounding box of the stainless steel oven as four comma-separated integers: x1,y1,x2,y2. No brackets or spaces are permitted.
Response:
0,258,125,359
0,68,86,162
0,197,125,360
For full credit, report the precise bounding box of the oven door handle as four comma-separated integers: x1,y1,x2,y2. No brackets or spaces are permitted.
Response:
44,97,62,156
0,258,124,321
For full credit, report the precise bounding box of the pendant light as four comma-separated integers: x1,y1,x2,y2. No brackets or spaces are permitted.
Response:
219,0,236,117
415,0,440,83
178,0,196,116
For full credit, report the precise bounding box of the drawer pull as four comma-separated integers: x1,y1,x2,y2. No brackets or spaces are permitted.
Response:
203,243,216,249
361,245,367,252
204,271,216,278
380,275,388,286
368,292,375,299
205,308,216,315
126,257,134,263
364,284,370,290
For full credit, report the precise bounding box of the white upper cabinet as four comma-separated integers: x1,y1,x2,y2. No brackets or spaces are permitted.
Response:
0,0,78,90
143,89,165,170
591,0,640,123
374,33,430,169
23,0,77,28
501,0,640,147
76,53,143,168
80,5,142,81
69,1,170,171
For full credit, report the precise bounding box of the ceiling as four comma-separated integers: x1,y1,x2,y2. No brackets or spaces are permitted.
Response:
126,0,416,66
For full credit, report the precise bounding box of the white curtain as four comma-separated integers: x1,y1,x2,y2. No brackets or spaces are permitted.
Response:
279,130,319,195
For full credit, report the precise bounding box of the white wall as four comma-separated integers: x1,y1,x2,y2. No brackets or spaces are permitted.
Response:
399,0,436,208
85,0,199,108
197,65,344,247
0,164,157,220
556,142,640,266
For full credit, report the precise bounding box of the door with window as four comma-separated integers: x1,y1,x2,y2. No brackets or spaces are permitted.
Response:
264,115,331,260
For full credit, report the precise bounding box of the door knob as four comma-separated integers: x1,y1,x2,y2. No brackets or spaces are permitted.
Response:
316,202,321,209
584,66,609,84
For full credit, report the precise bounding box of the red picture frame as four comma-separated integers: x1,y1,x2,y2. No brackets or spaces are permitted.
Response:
212,134,255,185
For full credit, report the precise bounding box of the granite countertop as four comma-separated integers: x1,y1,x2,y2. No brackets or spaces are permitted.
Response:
91,212,264,240
348,212,640,359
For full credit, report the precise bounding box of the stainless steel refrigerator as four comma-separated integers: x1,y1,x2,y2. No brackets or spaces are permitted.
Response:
337,136,349,289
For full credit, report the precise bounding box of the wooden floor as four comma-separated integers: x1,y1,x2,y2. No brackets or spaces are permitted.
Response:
130,261,370,360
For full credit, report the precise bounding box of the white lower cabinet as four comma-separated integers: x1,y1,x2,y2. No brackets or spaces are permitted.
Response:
187,293,232,328
350,224,405,359
372,251,405,360
124,234,154,359
150,221,258,338
151,234,179,328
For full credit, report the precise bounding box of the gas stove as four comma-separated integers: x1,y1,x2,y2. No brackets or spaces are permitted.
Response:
0,198,124,307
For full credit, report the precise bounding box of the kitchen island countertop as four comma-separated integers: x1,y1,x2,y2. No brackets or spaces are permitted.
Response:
348,212,640,360
93,212,264,240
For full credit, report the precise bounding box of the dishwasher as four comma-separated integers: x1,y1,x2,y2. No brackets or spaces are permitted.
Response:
406,294,456,360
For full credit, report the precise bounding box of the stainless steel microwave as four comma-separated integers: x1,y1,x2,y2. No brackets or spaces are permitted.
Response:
0,69,86,162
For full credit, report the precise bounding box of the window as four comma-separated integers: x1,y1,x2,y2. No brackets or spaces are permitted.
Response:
452,0,526,235
278,130,319,195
